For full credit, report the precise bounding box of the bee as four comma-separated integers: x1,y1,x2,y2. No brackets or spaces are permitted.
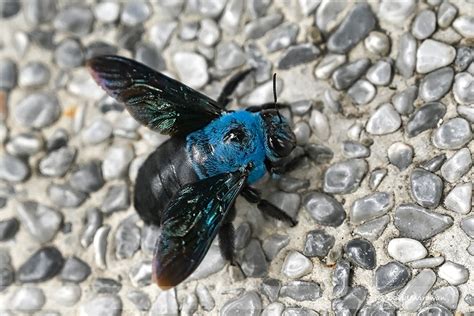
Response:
87,56,297,289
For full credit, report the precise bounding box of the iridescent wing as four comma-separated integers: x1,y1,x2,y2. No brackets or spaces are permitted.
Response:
152,170,247,289
87,55,222,136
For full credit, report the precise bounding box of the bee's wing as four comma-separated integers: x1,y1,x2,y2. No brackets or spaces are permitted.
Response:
153,170,247,289
87,55,222,136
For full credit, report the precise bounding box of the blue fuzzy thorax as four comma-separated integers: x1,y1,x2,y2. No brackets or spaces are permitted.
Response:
186,110,267,184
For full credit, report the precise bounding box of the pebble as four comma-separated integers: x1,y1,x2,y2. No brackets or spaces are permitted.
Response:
18,61,50,88
410,168,443,208
39,147,77,177
115,218,141,259
262,302,284,316
440,148,472,183
342,140,370,158
101,183,130,214
466,294,474,306
188,245,225,280
314,54,346,79
53,283,81,306
455,47,473,72
398,269,436,312
412,10,436,39
6,132,44,157
149,21,177,51
348,80,376,105
327,3,376,54
82,118,113,145
417,305,453,316
244,14,283,40
305,143,334,164
241,239,268,277
234,222,251,250
140,224,161,256
453,73,474,104
406,102,446,137
350,192,393,224
332,58,371,90
128,290,151,311
60,256,91,283
438,261,469,285
444,182,472,214
369,168,387,190
220,0,244,34
85,41,118,60
378,0,415,24
461,215,474,238
281,251,312,278
453,16,474,38
298,0,320,16
387,238,427,262
93,1,120,23
198,19,220,46
262,234,290,260
0,61,16,95
81,207,103,248
102,145,134,180
315,0,346,33
332,259,350,298
392,85,417,115
16,201,62,243
283,307,318,316
366,103,401,135
419,67,454,102
267,191,300,221
367,60,392,86
416,40,456,74
364,31,390,56
48,183,87,208
15,92,60,128
394,203,453,240
11,286,45,313
80,294,122,316
354,215,390,240
303,229,335,258
458,105,474,123
332,286,368,315
323,159,368,194
215,41,246,70
53,4,94,36
70,161,104,193
0,250,14,290
265,23,299,53
172,52,208,89
23,0,56,25
277,43,320,70
260,278,281,302
0,0,20,18
221,291,262,316
196,284,215,311
293,121,311,146
198,0,226,18
433,286,459,310
244,43,272,83
303,191,346,226
437,2,458,28
309,110,330,141
18,246,64,282
128,261,151,287
359,302,397,316
375,261,411,293
432,117,472,150
93,278,122,294
93,225,111,269
420,154,446,172
388,142,413,171
396,33,417,78
0,154,29,183
54,38,84,69
408,256,444,269
280,281,321,301
121,1,150,26
344,238,376,270
0,218,19,241
134,42,166,71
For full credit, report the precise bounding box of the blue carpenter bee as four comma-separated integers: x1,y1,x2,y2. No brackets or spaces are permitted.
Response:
87,56,297,289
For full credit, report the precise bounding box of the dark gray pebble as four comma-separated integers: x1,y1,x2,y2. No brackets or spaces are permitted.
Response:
375,261,410,293
0,58,17,90
332,259,351,298
48,183,87,208
240,239,268,277
93,277,122,294
332,286,368,315
260,278,281,302
277,43,320,70
344,238,376,269
406,102,446,137
410,168,443,208
262,234,290,260
234,222,252,250
305,143,334,164
54,38,84,69
303,191,346,227
419,67,454,102
39,147,77,177
18,246,64,283
419,154,446,172
332,58,371,90
323,159,368,194
303,229,335,258
280,281,322,301
0,154,29,182
0,218,19,241
101,183,130,214
15,92,61,129
69,161,104,193
53,4,94,36
60,256,91,283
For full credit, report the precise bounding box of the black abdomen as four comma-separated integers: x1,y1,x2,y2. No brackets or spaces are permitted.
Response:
133,137,198,225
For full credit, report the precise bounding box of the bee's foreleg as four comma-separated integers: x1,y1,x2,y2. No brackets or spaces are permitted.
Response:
218,205,236,264
217,68,254,108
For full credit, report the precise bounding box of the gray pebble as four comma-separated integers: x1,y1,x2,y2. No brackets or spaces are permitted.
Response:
410,168,443,208
0,58,17,90
364,31,391,56
128,261,151,287
292,121,311,146
6,132,43,157
440,148,472,183
359,302,397,316
455,47,473,72
0,154,27,183
86,41,118,60
332,259,351,298
350,192,393,224
221,291,262,316
11,286,45,313
39,147,76,177
305,143,334,164
15,92,60,128
81,207,103,248
408,256,445,269
220,0,244,34
282,307,318,316
0,218,19,241
342,140,370,158
444,182,472,214
188,245,225,280
303,229,335,258
394,203,453,240
93,225,110,269
52,283,81,306
314,54,346,80
18,246,64,282
80,294,122,316
366,60,392,86
140,224,161,256
419,67,454,102
438,2,458,28
412,10,436,39
280,281,321,301
433,286,459,310
344,238,376,269
245,42,272,83
241,239,268,277
309,109,330,141
265,22,299,53
60,256,91,283
327,3,376,54
262,234,290,260
115,218,141,260
127,290,151,311
366,103,401,135
416,39,456,73
348,80,376,105
48,183,87,208
196,284,215,312
461,215,474,238
392,85,417,115
197,0,226,18
303,191,346,226
396,33,417,78
0,250,14,291
149,21,177,51
388,142,414,171
29,29,55,50
453,15,474,38
121,1,150,26
420,154,446,172
453,72,474,104
172,51,208,89
375,261,410,293
281,251,312,278
323,159,368,194
260,278,281,302
19,61,50,88
215,41,246,70
16,200,62,243
93,277,122,294
417,305,453,316
354,215,390,241
432,117,472,149
277,43,320,70
234,222,252,250
466,294,474,306
267,191,300,221
54,38,84,69
457,105,474,123
315,0,346,33
54,4,94,36
247,0,271,18
398,269,436,312
198,19,220,46
291,100,313,116
70,161,104,193
103,145,134,180
24,0,56,25
134,42,165,71
406,102,446,137
244,14,283,40
332,286,368,315
0,0,20,18
179,21,199,41
101,183,130,214
379,0,416,24
332,58,371,90
369,167,387,190
82,118,113,145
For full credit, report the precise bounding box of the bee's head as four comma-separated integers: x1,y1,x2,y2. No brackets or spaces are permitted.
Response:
260,109,296,161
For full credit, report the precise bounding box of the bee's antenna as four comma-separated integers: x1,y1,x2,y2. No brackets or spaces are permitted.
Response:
273,73,282,122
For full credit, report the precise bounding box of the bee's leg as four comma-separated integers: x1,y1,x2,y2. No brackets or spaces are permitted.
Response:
217,68,254,108
241,187,297,226
264,147,307,175
245,102,290,112
218,205,236,264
